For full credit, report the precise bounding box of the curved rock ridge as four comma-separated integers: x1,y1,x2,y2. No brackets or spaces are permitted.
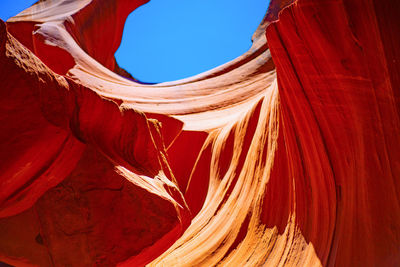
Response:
0,0,399,266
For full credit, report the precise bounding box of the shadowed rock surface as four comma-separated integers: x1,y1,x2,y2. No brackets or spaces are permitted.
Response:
0,0,399,266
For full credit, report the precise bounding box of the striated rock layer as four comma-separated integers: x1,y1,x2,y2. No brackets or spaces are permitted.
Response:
0,0,399,266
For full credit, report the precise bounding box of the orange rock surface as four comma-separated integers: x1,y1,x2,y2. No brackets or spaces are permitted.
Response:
0,0,399,266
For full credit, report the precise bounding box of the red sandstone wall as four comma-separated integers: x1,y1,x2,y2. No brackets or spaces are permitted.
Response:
0,0,399,266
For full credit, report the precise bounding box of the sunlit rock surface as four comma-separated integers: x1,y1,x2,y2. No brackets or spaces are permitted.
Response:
0,0,399,266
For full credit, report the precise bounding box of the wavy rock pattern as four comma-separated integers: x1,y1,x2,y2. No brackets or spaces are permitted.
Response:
0,0,399,266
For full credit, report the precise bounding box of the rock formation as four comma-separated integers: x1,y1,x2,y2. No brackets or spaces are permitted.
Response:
0,0,399,266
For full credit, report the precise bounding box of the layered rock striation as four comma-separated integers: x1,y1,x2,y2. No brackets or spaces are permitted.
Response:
0,0,399,266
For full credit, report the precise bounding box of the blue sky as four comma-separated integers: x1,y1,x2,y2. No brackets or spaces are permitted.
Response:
1,0,269,83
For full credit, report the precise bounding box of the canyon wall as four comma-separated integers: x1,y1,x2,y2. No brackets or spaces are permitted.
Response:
0,0,399,266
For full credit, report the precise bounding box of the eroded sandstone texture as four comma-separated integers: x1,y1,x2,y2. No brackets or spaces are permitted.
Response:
0,0,399,266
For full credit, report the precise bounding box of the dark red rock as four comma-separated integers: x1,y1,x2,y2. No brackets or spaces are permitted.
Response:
0,0,399,266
